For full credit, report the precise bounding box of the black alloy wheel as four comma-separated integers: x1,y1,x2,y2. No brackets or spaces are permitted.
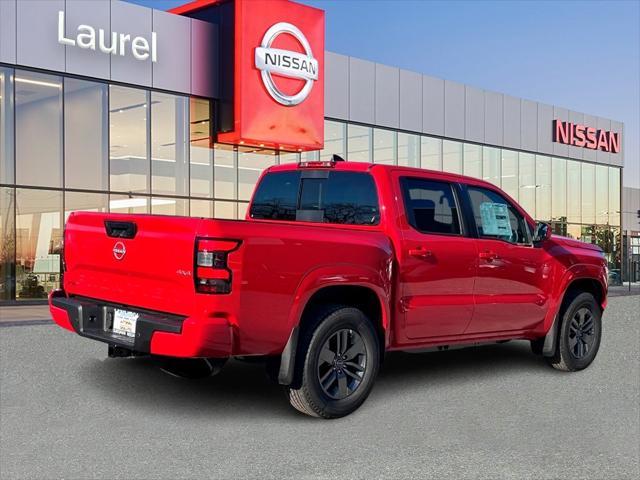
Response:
317,328,367,400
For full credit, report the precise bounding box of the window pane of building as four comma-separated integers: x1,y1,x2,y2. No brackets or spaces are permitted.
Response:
482,147,500,187
0,67,14,184
347,124,371,162
109,195,149,214
214,144,236,200
15,71,63,187
551,157,566,222
398,132,420,167
151,92,189,196
535,155,551,221
373,128,396,165
501,150,519,202
518,153,535,215
566,160,581,223
15,189,62,300
64,79,108,191
421,137,441,170
109,85,149,193
190,199,213,218
581,163,595,224
566,223,581,240
238,202,249,219
595,165,608,224
238,148,276,201
320,120,346,160
463,143,482,178
442,140,462,174
215,201,236,219
609,167,620,226
279,152,300,164
151,197,187,216
64,192,108,221
0,187,15,301
189,98,213,198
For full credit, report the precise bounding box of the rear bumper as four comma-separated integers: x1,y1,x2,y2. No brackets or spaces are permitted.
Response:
49,290,233,358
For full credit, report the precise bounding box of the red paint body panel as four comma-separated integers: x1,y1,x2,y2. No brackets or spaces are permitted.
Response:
51,162,607,358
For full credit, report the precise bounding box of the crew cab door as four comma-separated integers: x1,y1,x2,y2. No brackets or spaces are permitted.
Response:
462,185,549,334
396,175,477,339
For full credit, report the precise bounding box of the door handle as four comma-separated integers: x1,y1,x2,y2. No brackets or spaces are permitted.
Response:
409,247,433,259
479,251,499,261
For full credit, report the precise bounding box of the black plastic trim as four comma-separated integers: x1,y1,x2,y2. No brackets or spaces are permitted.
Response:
278,326,299,385
52,296,184,353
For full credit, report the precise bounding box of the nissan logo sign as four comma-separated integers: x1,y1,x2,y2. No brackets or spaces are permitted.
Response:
255,22,318,106
113,241,126,261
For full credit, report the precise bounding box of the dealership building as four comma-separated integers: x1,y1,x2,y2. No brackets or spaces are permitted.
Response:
0,0,636,303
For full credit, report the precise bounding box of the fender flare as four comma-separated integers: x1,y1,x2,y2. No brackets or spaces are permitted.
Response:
541,265,607,357
277,264,392,385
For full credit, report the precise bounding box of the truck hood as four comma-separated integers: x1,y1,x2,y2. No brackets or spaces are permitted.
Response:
550,234,603,253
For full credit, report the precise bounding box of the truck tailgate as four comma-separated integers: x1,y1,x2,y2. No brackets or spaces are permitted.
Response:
63,212,202,316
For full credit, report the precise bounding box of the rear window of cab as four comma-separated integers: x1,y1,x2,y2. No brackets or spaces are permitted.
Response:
249,171,380,226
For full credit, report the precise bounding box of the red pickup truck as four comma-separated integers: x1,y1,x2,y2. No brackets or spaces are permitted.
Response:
50,159,607,418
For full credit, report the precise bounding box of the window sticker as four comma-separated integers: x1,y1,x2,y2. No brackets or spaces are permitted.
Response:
480,202,511,236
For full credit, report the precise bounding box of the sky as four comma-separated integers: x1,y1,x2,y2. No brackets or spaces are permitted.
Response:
130,0,640,189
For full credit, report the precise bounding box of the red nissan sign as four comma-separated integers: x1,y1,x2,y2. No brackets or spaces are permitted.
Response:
553,119,620,154
172,0,325,152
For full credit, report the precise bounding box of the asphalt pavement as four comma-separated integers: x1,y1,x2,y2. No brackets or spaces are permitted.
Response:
1,296,639,479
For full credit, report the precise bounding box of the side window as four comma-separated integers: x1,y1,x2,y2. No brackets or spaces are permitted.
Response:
467,186,531,244
401,177,461,235
299,171,380,225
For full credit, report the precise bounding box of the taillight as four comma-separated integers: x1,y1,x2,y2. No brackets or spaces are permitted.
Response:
194,238,239,294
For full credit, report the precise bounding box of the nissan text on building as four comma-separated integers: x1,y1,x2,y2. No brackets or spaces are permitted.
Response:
0,0,631,303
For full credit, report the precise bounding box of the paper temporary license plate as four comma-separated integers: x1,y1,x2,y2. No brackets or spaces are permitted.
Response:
112,309,139,338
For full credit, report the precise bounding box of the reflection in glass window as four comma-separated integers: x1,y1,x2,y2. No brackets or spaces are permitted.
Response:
347,124,371,162
238,148,276,201
581,163,595,224
190,199,213,218
595,165,608,224
551,157,567,222
463,143,482,178
321,120,346,160
373,128,396,165
518,153,535,216
501,150,519,201
467,186,531,244
214,144,236,200
151,92,189,196
421,137,442,171
215,201,236,219
482,147,500,187
567,160,581,223
442,140,462,174
15,71,63,188
151,197,187,216
398,133,420,167
0,187,15,301
64,192,108,221
250,171,300,221
65,78,108,191
16,189,62,300
109,86,149,193
109,195,149,214
566,224,581,240
609,167,620,226
0,67,14,184
189,98,213,198
535,155,551,221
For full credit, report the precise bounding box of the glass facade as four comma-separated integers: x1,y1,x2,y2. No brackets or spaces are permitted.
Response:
0,65,625,302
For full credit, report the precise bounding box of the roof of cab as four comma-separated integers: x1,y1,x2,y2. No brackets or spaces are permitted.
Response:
268,160,498,189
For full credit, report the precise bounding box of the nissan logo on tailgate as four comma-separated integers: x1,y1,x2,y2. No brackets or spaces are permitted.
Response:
255,22,318,106
113,241,126,260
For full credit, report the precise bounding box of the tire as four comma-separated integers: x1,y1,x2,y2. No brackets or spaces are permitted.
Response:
287,305,380,419
545,292,602,372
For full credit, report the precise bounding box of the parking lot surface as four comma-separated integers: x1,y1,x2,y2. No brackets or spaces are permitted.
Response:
1,296,639,479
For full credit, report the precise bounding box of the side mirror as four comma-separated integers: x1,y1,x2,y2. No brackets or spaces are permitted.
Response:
533,222,551,245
